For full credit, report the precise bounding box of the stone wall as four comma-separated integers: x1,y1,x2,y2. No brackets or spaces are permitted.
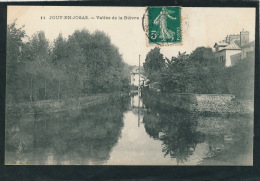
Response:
160,93,251,113
194,94,236,112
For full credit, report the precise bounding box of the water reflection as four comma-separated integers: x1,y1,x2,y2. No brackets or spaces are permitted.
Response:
143,108,205,164
142,92,253,165
5,97,129,165
5,93,253,165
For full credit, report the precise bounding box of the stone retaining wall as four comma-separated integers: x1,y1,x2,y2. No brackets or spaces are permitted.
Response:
147,91,253,113
194,94,237,113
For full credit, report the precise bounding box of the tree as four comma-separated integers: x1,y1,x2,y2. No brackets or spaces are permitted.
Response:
65,30,126,94
143,47,165,82
52,33,67,66
6,22,26,103
160,52,189,93
21,31,60,101
159,47,224,93
185,47,215,93
6,26,131,104
224,54,254,99
51,33,73,99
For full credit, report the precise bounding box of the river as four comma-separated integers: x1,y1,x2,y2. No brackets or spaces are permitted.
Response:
5,94,253,165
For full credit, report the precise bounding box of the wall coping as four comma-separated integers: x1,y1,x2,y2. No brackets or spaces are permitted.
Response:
173,93,235,96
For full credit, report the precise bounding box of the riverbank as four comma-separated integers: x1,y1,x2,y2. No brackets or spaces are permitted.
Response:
6,92,128,115
142,90,253,114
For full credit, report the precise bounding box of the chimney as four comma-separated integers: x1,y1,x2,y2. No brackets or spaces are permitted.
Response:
225,35,230,43
240,30,249,47
229,34,240,43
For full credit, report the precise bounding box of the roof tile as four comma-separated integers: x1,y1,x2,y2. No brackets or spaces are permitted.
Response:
223,39,241,50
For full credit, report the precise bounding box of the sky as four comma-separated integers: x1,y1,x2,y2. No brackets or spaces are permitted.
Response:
8,6,256,66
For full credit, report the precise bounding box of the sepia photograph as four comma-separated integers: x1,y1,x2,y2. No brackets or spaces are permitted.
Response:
5,6,255,165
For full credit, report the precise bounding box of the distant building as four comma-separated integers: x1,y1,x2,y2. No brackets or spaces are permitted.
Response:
214,30,255,67
130,66,146,87
241,40,255,59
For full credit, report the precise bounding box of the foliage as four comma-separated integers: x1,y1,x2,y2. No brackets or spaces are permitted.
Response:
6,22,27,103
224,55,254,99
143,47,165,82
144,46,254,99
6,24,131,104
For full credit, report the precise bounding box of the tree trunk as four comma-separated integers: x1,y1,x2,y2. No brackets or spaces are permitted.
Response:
58,81,60,100
44,80,47,100
30,77,33,102
38,88,40,101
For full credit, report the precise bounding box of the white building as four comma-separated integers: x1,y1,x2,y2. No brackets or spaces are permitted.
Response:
130,66,146,87
214,30,254,67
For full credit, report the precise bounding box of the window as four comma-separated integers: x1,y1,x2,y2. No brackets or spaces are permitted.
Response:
220,56,224,62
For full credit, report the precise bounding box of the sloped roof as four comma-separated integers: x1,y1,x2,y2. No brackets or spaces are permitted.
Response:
214,41,228,47
131,66,144,74
223,39,241,50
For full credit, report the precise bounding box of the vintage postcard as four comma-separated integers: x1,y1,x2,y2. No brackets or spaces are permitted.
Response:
5,6,255,165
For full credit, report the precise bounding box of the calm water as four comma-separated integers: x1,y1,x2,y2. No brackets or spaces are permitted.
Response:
5,94,253,165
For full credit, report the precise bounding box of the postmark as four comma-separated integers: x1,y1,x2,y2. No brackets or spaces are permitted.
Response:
143,6,182,45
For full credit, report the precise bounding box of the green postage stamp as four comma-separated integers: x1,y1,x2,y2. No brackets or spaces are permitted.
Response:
146,6,181,45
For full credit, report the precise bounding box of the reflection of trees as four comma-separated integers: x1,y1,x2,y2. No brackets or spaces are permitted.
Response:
143,94,205,164
162,111,204,161
6,97,129,165
48,97,129,164
143,113,161,140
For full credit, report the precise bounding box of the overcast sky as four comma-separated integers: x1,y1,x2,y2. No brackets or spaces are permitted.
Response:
8,6,256,66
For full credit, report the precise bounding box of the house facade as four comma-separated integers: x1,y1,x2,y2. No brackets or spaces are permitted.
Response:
214,30,254,67
130,66,146,87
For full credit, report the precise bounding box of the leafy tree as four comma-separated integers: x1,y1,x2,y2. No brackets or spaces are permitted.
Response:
145,45,253,99
65,30,124,93
52,33,67,66
159,47,224,94
6,22,26,103
224,54,254,99
6,26,131,104
185,47,215,93
143,47,165,82
160,52,189,93
22,31,53,101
